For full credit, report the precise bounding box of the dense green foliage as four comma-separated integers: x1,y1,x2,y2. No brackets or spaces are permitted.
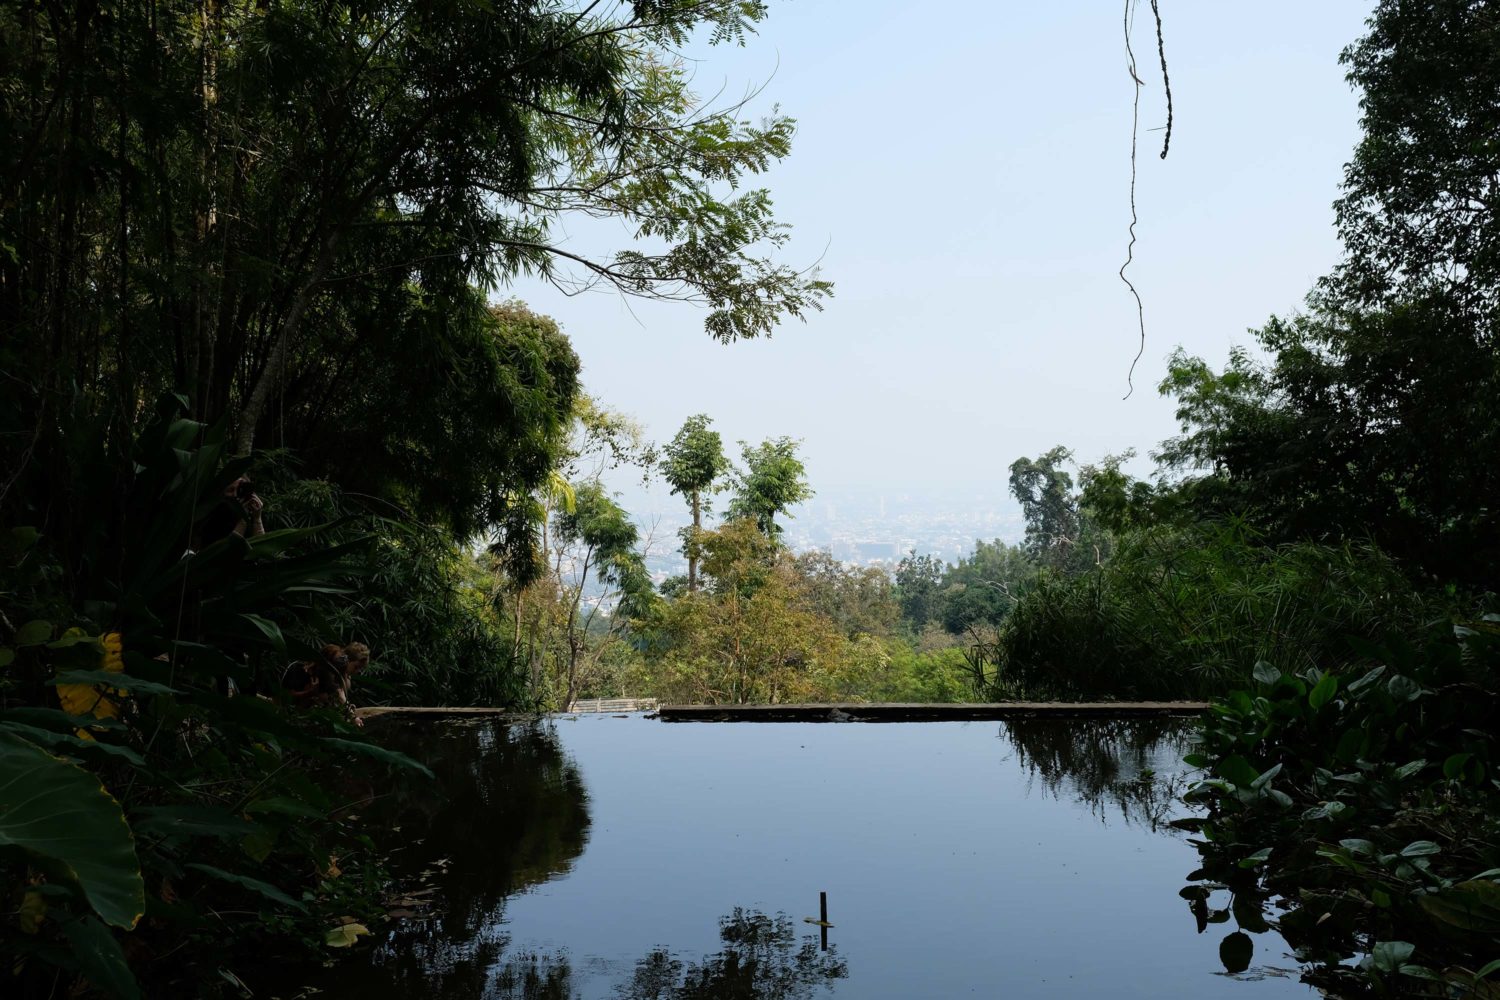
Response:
1,405,428,997
1142,3,1500,990
5,0,1498,994
1177,622,1500,993
985,521,1441,701
1,0,828,994
662,415,731,593
727,438,816,539
1150,299,1500,585
1330,0,1500,327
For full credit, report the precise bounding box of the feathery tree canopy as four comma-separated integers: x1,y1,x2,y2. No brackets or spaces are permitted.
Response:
727,437,813,538
2,0,829,562
662,414,730,590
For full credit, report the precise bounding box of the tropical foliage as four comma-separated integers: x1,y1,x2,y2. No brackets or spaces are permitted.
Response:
1,403,430,997
1176,621,1500,993
1,0,828,994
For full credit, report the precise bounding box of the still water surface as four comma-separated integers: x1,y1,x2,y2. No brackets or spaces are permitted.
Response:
291,716,1317,999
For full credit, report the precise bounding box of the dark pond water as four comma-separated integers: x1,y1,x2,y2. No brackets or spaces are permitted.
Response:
282,716,1317,999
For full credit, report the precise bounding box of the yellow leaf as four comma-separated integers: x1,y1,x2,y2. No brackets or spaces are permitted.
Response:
17,891,47,934
242,826,276,863
99,631,123,672
325,922,370,948
56,631,126,734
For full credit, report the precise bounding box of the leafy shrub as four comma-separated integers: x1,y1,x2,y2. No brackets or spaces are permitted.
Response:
261,475,526,708
989,522,1439,700
1,402,427,998
1177,618,1500,995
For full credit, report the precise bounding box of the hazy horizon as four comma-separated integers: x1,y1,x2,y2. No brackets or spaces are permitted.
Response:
504,2,1371,527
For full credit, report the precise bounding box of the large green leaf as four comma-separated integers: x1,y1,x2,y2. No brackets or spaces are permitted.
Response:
60,915,141,1000
132,806,256,840
1217,755,1261,789
0,734,144,928
1369,940,1416,973
186,863,307,912
1418,881,1500,934
215,537,372,610
50,670,179,695
244,522,350,560
1252,661,1282,686
322,736,434,778
245,796,327,820
0,707,127,732
1308,672,1338,710
0,721,144,766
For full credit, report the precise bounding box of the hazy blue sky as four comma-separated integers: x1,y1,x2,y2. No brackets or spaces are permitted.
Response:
510,2,1372,511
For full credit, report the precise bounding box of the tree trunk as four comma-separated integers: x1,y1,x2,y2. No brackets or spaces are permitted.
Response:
561,547,592,709
688,489,701,592
233,232,338,453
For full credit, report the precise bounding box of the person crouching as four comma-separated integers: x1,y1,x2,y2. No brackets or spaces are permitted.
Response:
282,644,349,709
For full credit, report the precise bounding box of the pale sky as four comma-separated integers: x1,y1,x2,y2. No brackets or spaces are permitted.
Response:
509,2,1371,512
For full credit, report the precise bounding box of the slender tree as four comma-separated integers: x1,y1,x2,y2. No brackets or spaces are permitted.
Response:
661,415,730,591
553,481,652,708
1009,447,1080,571
727,438,814,539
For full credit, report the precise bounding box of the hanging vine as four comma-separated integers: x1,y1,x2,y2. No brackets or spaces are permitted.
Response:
1120,0,1173,399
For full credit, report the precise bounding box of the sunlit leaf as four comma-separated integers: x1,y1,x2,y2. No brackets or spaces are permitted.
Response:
1370,941,1416,973
325,921,370,948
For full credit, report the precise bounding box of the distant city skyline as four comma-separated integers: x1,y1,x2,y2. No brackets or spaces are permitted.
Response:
616,479,1026,586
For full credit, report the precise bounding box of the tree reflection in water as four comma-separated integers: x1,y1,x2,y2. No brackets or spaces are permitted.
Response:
356,719,592,997
478,909,846,1000
279,717,1194,998
616,908,848,1000
486,911,852,1000
1000,718,1194,829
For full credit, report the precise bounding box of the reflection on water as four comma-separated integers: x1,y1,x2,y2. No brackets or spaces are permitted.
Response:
617,908,847,1000
1001,717,1194,830
451,908,846,1000
361,720,591,997
486,951,574,1000
280,716,1312,1000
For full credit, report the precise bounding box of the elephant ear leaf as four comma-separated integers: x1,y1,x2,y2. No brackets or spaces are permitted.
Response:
61,914,142,1000
0,733,144,929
